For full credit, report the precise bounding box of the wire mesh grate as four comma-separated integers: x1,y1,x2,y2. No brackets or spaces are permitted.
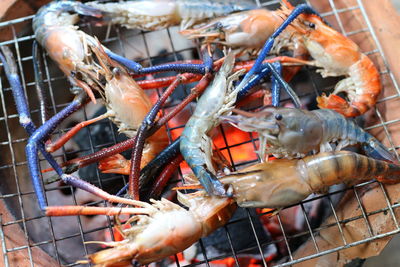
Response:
0,0,399,266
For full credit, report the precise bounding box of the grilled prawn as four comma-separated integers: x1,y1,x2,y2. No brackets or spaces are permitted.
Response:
33,1,105,102
183,1,382,117
34,1,168,167
181,7,300,51
87,0,256,31
291,7,381,117
223,107,396,163
85,192,236,266
180,7,309,81
88,44,169,169
221,151,400,208
180,52,245,196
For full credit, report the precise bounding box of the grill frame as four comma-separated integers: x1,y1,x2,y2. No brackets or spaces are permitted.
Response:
0,0,399,266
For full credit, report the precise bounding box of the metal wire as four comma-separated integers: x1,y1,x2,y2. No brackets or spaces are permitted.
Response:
0,0,399,266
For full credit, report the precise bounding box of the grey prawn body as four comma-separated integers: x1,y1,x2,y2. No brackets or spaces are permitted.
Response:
223,107,396,163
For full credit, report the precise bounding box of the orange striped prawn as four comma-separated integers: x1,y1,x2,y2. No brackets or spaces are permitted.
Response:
220,151,400,208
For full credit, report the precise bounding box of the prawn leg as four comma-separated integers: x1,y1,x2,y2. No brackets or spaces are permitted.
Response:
32,41,48,124
146,154,184,200
43,74,212,175
270,62,282,107
267,62,301,108
45,111,112,153
46,205,153,217
136,56,308,90
106,49,213,75
237,62,301,107
137,73,203,89
25,92,85,210
236,4,322,97
128,76,184,199
0,46,82,209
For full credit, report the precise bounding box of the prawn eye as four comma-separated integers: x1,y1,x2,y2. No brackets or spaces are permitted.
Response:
275,114,283,121
215,22,224,30
308,22,316,29
112,67,121,78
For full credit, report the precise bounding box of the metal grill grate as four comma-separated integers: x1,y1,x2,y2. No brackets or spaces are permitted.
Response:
0,0,400,266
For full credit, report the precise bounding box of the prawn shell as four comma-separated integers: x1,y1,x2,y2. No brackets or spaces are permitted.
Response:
221,159,312,208
42,27,86,75
105,74,153,133
181,192,237,236
295,14,382,117
220,151,400,208
88,194,236,266
88,209,203,266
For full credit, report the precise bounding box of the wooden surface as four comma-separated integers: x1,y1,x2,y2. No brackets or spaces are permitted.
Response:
0,0,52,42
362,0,400,85
0,199,59,266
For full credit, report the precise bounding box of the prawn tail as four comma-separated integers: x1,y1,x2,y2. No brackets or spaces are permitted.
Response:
194,166,228,197
98,154,130,175
363,139,397,164
316,94,361,117
374,159,400,184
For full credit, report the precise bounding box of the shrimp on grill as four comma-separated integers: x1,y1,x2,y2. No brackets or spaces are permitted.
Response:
180,8,299,51
33,1,168,167
289,4,381,117
33,0,106,102
87,0,256,31
183,0,382,117
220,151,400,208
65,192,236,266
180,52,245,196
83,43,169,169
180,7,309,81
223,107,396,163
